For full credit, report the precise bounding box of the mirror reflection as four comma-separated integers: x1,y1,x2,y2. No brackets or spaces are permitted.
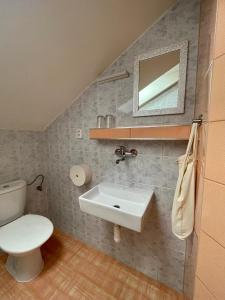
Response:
138,50,180,111
133,41,188,117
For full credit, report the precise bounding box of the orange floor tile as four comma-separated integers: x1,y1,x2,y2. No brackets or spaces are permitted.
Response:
0,230,184,300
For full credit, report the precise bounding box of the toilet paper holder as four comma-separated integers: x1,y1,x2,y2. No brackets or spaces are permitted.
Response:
70,164,92,187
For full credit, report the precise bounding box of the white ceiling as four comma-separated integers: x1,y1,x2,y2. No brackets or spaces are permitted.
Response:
0,0,176,131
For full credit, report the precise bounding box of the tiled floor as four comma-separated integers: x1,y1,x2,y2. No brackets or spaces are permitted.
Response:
0,230,184,299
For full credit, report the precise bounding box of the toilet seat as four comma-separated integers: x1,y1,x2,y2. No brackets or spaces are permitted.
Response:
0,214,53,254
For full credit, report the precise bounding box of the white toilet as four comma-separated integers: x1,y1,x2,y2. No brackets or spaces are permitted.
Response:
0,180,53,282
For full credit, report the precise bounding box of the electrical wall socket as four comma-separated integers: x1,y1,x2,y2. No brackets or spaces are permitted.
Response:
75,129,82,139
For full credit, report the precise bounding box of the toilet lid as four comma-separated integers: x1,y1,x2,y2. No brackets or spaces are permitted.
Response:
0,214,54,254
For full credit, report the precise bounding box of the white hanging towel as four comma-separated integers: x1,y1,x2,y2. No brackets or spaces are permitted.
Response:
171,123,198,240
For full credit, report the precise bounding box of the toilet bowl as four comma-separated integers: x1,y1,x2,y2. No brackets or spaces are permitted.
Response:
0,214,53,282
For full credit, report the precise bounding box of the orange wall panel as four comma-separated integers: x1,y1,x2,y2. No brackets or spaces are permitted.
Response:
209,54,225,121
201,179,225,247
194,277,216,300
205,121,225,185
194,1,225,299
196,232,225,299
214,0,225,58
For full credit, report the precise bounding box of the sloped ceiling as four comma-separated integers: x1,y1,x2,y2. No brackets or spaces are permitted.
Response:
0,0,176,131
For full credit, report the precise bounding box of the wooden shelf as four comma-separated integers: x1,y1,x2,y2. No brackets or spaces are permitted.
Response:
89,125,191,140
89,128,130,139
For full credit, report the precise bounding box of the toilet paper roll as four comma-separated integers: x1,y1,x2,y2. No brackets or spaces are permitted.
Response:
69,164,92,187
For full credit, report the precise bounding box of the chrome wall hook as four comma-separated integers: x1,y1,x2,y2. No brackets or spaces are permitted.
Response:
192,114,203,125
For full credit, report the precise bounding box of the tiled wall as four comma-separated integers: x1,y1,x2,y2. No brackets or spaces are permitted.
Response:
0,130,48,216
0,0,200,292
194,0,225,298
46,0,200,292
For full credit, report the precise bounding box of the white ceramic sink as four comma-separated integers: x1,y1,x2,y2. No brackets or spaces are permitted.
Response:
79,182,154,232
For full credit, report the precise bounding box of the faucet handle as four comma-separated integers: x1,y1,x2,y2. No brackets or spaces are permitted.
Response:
115,146,137,164
130,149,138,157
115,146,126,156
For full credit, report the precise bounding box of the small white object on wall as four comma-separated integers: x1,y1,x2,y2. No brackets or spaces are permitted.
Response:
70,164,92,187
75,129,82,139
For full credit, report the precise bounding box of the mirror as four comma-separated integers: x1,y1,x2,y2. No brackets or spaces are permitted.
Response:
133,41,188,117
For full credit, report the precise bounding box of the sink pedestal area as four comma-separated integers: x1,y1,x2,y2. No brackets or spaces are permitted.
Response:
79,182,154,232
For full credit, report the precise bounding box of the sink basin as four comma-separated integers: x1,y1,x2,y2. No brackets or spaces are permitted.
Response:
79,182,154,232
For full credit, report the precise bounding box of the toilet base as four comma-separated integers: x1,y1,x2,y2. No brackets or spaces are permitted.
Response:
6,248,44,282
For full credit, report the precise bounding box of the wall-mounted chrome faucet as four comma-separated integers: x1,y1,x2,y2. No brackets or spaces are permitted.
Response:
115,146,138,164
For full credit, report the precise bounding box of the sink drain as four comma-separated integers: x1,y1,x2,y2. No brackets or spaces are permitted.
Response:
113,205,120,209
